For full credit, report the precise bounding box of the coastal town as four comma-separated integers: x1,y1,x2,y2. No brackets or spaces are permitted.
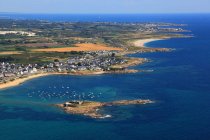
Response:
0,50,151,85
0,1,209,140
0,19,189,88
0,51,127,83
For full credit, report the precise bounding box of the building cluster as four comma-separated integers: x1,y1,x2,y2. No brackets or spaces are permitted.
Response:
0,51,126,83
45,51,126,72
0,62,38,83
0,31,36,36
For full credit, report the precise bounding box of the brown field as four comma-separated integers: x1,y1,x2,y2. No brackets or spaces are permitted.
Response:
0,51,22,55
32,43,123,52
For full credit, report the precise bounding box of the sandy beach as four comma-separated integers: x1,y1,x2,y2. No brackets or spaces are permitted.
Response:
0,71,122,90
0,73,51,90
0,68,142,90
133,38,166,47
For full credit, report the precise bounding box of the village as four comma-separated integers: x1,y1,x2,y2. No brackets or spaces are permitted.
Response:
0,50,135,84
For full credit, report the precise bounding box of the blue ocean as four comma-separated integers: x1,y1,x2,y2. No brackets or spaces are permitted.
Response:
0,14,210,140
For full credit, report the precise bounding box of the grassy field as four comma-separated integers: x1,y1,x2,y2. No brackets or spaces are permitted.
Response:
0,19,188,64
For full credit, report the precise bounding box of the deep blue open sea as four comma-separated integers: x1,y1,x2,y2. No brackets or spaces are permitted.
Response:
0,14,210,140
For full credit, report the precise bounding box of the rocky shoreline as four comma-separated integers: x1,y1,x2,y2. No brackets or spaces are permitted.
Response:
56,99,154,119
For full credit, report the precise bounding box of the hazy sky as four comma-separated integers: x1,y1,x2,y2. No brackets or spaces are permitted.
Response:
1,0,210,14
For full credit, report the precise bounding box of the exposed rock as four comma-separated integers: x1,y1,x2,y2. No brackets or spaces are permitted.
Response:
56,99,154,119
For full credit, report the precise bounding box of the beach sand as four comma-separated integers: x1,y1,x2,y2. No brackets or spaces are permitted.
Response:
0,73,50,90
0,71,109,90
133,38,166,47
0,68,141,90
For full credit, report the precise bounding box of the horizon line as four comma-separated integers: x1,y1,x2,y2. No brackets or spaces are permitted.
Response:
0,12,210,15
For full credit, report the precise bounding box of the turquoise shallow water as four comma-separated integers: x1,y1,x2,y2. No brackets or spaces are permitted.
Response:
0,14,210,140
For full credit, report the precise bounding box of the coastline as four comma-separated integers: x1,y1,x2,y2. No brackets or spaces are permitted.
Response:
0,38,167,90
0,69,139,90
0,73,51,90
132,38,168,48
121,38,172,55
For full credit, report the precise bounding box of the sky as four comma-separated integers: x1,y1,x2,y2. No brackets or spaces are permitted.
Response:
0,0,210,14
